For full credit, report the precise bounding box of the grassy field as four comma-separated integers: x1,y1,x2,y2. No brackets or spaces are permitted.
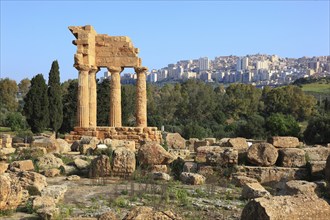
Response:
301,82,330,94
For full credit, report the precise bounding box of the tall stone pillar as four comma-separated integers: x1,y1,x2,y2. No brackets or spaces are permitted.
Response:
76,66,90,127
89,67,99,128
134,67,148,127
108,66,123,127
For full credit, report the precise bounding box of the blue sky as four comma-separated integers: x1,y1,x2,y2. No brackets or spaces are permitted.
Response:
1,0,329,82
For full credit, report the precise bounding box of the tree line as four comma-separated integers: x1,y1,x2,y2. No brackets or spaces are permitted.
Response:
0,61,329,144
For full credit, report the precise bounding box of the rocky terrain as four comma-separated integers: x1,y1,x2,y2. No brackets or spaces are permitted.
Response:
1,133,330,220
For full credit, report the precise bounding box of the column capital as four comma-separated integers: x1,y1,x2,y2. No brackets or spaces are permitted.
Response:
134,66,148,74
89,66,100,73
107,66,123,73
74,64,90,71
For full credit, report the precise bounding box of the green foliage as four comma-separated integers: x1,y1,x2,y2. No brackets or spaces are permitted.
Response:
263,85,317,121
266,113,300,137
59,79,77,133
0,78,18,113
122,84,136,126
304,114,330,144
5,112,27,131
97,79,110,126
112,196,129,208
18,78,31,98
23,74,49,133
170,157,185,180
225,84,262,119
234,114,266,139
48,60,63,132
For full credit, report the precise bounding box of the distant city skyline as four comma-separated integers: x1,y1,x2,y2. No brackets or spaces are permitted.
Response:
1,1,329,82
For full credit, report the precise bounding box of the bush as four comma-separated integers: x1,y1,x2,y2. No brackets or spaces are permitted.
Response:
266,113,300,137
170,157,185,180
304,114,330,144
5,112,27,131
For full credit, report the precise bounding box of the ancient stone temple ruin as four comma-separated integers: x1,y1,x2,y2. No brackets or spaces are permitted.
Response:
65,25,161,145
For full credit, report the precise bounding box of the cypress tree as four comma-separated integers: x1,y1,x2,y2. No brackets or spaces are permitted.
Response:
48,60,63,133
23,74,49,133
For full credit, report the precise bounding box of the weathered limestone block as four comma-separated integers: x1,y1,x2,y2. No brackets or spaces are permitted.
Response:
0,147,16,156
194,140,209,152
206,148,238,166
277,148,306,167
180,172,206,185
41,185,67,203
56,138,71,153
283,180,318,197
153,172,171,181
183,162,198,173
231,175,258,187
36,153,64,171
79,144,97,154
187,138,199,151
237,166,309,184
74,158,90,170
168,149,190,160
103,139,135,152
80,136,100,147
241,195,330,220
308,161,326,180
10,160,34,171
31,137,60,153
198,165,214,176
89,155,111,178
137,142,174,165
44,168,60,177
60,165,78,175
326,154,330,183
227,137,249,150
123,206,182,220
149,165,168,173
16,171,47,195
66,175,81,181
268,136,299,148
33,195,59,220
0,163,8,174
112,147,136,176
247,143,278,166
204,138,217,145
242,182,271,199
165,133,186,149
195,146,222,163
0,173,22,210
304,146,330,161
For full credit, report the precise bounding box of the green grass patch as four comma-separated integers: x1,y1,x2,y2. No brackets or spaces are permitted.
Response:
301,83,330,94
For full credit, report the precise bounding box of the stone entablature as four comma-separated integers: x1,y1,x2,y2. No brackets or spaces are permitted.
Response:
69,25,148,129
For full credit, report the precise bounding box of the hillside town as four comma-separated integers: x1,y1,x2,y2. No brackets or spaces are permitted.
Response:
106,54,330,86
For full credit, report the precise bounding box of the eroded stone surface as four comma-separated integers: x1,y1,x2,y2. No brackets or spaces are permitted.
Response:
268,136,299,148
277,148,306,167
247,143,278,166
0,173,22,210
241,195,330,220
138,142,174,165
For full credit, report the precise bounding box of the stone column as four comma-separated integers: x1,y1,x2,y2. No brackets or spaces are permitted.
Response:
108,66,123,127
134,67,148,127
76,66,90,127
89,67,99,128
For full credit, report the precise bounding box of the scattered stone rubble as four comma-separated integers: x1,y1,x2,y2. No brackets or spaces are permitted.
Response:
1,133,330,220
